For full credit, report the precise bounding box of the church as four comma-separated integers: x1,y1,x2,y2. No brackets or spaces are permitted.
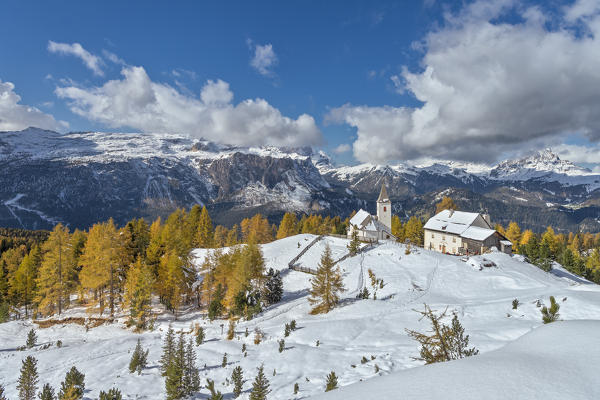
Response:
347,183,396,241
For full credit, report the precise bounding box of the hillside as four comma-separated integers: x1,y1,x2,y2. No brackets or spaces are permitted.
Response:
2,128,600,232
1,235,599,399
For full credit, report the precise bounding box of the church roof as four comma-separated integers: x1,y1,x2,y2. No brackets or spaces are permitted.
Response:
349,209,371,228
377,183,389,202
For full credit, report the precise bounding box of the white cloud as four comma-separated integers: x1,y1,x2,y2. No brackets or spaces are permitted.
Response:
333,143,352,154
48,41,104,76
55,66,322,147
327,0,600,164
0,79,67,131
102,50,126,66
553,143,600,165
249,41,278,76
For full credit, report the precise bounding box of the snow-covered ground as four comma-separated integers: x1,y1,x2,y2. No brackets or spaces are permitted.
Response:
2,234,600,399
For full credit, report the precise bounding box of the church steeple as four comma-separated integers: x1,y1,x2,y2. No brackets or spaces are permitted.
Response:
376,182,392,230
377,182,389,203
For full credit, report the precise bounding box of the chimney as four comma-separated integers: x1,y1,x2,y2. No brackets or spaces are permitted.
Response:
482,213,491,227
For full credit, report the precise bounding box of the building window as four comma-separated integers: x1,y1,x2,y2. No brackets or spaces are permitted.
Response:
442,235,445,241
452,237,456,243
383,206,386,212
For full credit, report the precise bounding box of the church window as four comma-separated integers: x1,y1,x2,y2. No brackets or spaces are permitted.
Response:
383,206,386,212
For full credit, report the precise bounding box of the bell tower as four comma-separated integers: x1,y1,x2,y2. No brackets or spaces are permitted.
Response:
376,182,392,230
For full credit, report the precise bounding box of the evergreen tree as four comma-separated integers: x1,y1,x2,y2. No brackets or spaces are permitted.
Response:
208,284,225,321
58,367,84,400
309,244,345,314
406,305,478,364
98,388,122,400
165,335,185,400
347,228,361,256
278,339,285,353
262,268,283,306
206,379,223,400
195,326,204,346
38,383,55,400
36,224,75,316
26,328,37,348
158,250,187,319
124,257,155,330
324,371,338,392
293,383,299,395
222,353,228,367
249,365,270,400
17,356,39,400
183,338,200,396
541,296,560,324
160,326,176,376
128,339,149,375
231,366,243,398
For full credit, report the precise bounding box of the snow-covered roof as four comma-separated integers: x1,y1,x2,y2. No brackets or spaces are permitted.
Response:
500,240,512,246
377,183,390,202
424,210,481,235
349,209,371,228
461,226,496,241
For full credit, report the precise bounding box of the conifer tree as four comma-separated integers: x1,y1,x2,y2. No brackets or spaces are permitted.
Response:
277,213,298,239
324,371,338,392
227,319,236,340
129,339,149,375
160,326,175,376
505,222,522,247
222,353,228,367
208,284,225,321
206,379,223,400
58,367,84,400
183,338,200,396
403,216,424,246
309,244,345,314
38,383,55,400
347,228,361,256
17,356,39,400
36,224,75,316
195,326,205,346
158,250,187,318
406,305,478,364
165,334,186,400
124,257,155,330
79,220,124,316
541,296,560,324
98,388,122,400
262,268,283,306
0,384,7,400
391,215,404,241
231,366,243,398
11,246,41,318
26,328,37,348
196,206,214,248
249,365,270,400
436,196,458,214
278,339,285,353
213,225,228,248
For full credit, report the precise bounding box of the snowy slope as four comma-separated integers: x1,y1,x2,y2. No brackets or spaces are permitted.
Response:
313,320,600,400
1,238,600,399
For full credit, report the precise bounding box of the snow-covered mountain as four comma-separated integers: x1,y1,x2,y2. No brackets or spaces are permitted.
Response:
1,235,599,399
1,127,600,231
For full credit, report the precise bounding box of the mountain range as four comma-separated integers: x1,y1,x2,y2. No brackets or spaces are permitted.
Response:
1,127,600,232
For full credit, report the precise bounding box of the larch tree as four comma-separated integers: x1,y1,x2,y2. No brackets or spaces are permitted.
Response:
79,219,124,316
196,206,214,248
435,196,458,214
124,257,155,330
504,222,522,247
158,250,187,318
36,224,75,316
277,212,298,239
10,246,41,318
309,244,345,314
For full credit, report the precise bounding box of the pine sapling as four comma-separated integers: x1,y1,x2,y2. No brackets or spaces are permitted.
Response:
361,356,368,364
17,356,39,400
290,320,297,330
59,366,85,400
195,326,204,346
278,339,285,353
129,339,148,374
512,299,519,310
0,384,7,400
293,382,299,395
227,320,235,340
231,366,243,398
98,388,122,400
541,296,560,324
254,328,264,345
38,383,55,400
284,323,291,337
222,353,228,367
206,379,223,400
325,371,338,392
26,328,37,348
249,365,270,400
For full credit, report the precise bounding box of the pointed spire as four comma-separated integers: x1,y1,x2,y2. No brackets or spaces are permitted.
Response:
377,182,389,202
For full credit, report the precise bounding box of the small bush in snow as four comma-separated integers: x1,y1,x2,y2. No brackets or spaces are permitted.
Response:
294,382,299,395
56,340,63,348
360,356,368,364
290,320,297,330
129,339,149,374
222,353,228,368
98,387,122,400
278,339,285,353
26,329,37,348
254,328,264,345
512,299,520,310
195,326,205,346
541,296,560,324
325,371,338,392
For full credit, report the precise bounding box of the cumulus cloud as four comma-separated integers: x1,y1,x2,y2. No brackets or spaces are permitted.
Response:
48,41,104,76
0,79,67,131
333,143,352,154
327,0,600,164
248,41,278,76
554,143,600,165
54,66,322,147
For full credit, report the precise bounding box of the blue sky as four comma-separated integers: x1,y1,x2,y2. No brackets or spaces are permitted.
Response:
1,0,600,168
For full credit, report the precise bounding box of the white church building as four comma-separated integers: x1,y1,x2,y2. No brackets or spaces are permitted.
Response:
347,183,396,241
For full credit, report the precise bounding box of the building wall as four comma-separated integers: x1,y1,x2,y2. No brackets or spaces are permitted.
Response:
424,229,462,254
377,200,392,231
